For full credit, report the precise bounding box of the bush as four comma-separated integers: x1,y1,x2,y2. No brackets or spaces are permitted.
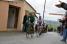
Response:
48,28,53,32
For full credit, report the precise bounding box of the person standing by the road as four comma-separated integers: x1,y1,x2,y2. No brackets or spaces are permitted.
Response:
23,11,29,32
61,15,67,42
55,1,67,42
25,13,30,38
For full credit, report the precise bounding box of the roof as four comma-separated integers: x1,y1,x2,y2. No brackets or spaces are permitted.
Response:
25,0,36,12
49,13,64,16
2,0,36,12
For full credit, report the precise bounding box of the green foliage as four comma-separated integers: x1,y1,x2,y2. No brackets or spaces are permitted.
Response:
48,24,57,30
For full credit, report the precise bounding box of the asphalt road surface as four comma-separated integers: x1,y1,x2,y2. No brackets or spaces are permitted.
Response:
0,32,66,44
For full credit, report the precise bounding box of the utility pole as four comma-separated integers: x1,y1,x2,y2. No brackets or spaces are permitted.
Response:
43,0,46,23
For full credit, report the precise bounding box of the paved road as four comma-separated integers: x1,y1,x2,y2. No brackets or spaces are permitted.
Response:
0,32,66,44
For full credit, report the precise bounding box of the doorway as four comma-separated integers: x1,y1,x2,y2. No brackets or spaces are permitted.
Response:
7,5,20,30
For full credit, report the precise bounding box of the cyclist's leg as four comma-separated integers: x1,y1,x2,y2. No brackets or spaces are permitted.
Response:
39,26,42,36
26,28,28,38
31,23,34,38
26,25,29,38
36,25,39,37
38,26,40,36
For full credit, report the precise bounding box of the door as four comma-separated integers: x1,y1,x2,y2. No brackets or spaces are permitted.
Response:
7,5,20,29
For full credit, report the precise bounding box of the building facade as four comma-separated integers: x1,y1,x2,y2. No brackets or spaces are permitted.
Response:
0,0,36,32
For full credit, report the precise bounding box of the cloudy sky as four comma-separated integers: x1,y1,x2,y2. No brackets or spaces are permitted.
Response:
26,0,67,21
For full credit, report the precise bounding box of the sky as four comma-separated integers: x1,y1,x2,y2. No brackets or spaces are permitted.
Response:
26,0,67,21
